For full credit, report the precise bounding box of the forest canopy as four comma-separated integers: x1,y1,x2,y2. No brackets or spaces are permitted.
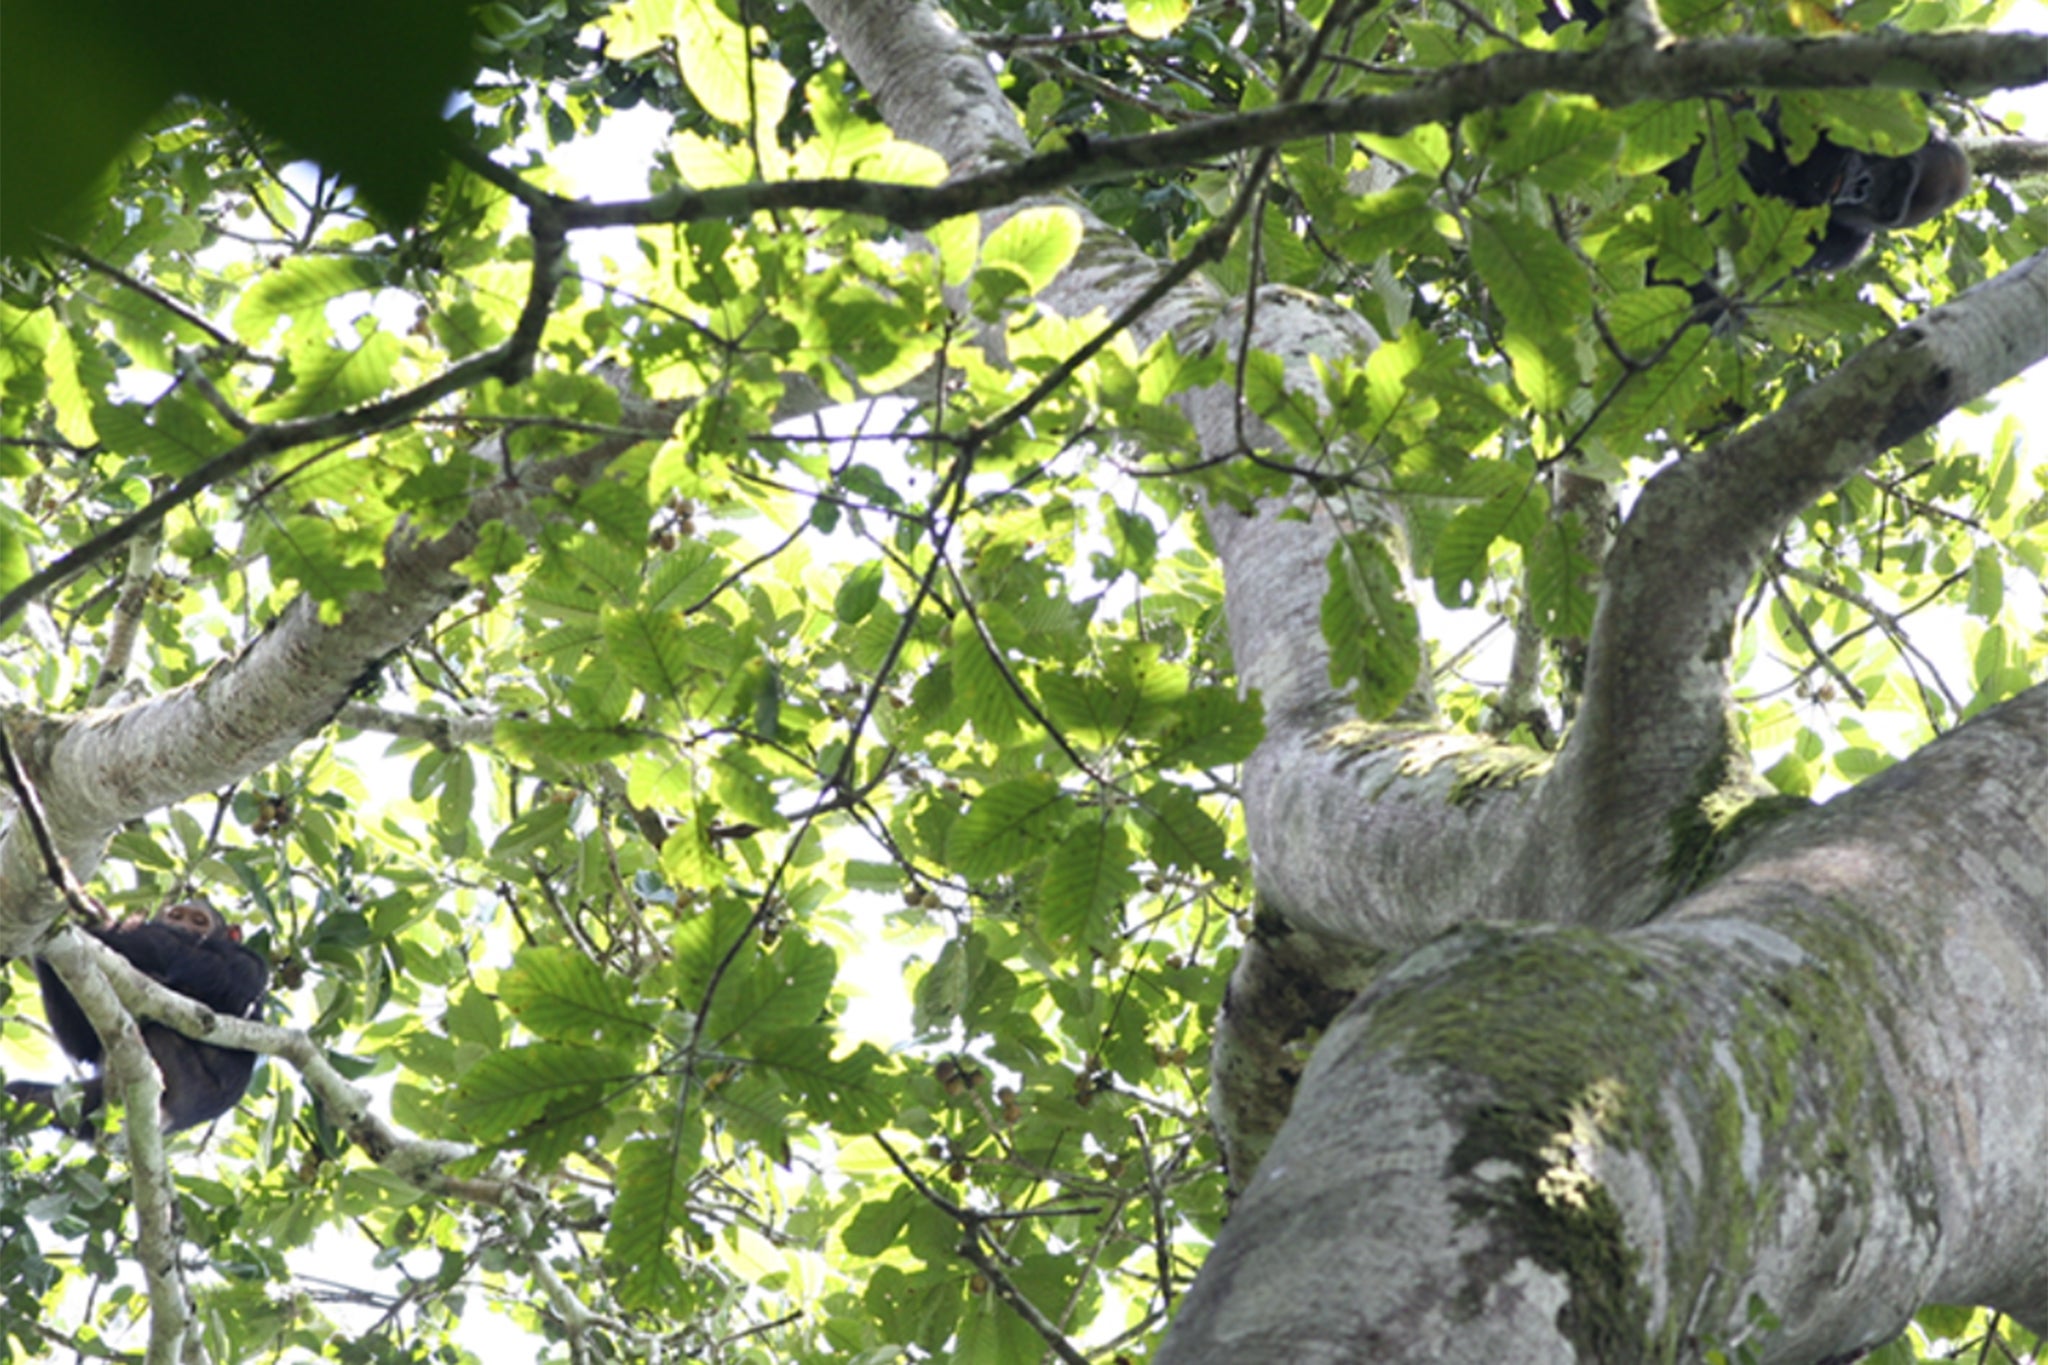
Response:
3,0,2048,1362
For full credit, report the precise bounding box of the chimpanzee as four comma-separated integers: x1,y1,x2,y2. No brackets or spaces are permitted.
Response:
1672,111,1973,273
1770,127,1972,270
1537,0,1974,274
6,901,269,1136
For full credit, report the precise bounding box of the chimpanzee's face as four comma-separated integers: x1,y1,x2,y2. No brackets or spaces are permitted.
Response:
161,901,220,938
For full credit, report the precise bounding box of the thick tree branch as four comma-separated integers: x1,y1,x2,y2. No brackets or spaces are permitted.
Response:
23,925,558,1359
544,26,2048,233
36,933,194,1365
1963,135,2048,180
1164,679,2048,1363
1203,501,1540,947
63,930,506,1194
1208,920,1384,1187
1520,251,2048,929
0,435,652,958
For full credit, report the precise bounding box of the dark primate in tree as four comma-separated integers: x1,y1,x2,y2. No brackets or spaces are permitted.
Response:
6,901,269,1135
1539,1,1974,272
1704,117,1974,271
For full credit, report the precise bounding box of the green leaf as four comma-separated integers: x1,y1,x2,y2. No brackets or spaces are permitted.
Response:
1337,181,1444,261
1526,518,1599,638
982,207,1083,293
1470,210,1591,337
590,0,680,56
946,778,1070,879
251,331,402,422
1966,547,2002,619
707,1069,795,1160
263,515,386,608
1136,784,1231,876
1616,100,1703,174
702,937,839,1045
1606,285,1694,356
443,985,503,1050
449,1043,639,1139
1778,88,1929,157
1242,349,1322,451
1499,331,1576,411
1036,671,1122,743
1105,506,1160,580
753,1031,897,1131
1764,752,1814,798
1432,463,1548,608
501,947,662,1045
1038,647,1182,745
609,1134,702,1311
912,937,972,1035
1152,688,1265,767
1357,130,1451,179
1323,534,1421,720
843,1188,917,1257
0,521,36,600
497,718,645,765
672,0,792,129
1469,209,1589,408
43,323,100,446
1126,0,1190,38
489,802,572,862
232,257,383,345
644,540,728,613
1972,623,2009,692
602,606,697,700
4,0,473,251
952,614,1026,743
1835,746,1893,778
1040,821,1137,947
1912,1304,1983,1341
1488,97,1620,193
711,757,785,831
1596,327,1714,444
836,560,886,623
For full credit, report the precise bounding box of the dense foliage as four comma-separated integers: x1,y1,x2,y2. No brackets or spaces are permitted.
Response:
1,0,2045,1361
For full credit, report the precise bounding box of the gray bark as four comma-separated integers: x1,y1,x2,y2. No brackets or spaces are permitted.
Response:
1165,687,2048,1359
